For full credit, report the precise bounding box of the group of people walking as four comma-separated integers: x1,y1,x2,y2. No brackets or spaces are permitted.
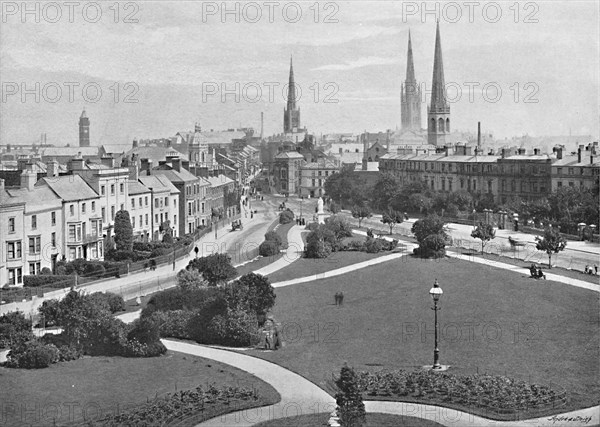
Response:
334,292,344,306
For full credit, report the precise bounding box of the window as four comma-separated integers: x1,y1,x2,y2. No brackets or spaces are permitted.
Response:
111,206,115,220
568,168,574,175
160,213,163,223
7,241,22,259
174,215,177,225
70,205,74,216
51,232,56,247
557,181,563,188
110,184,115,195
120,204,124,211
101,185,105,195
165,197,169,206
82,203,86,214
68,224,82,242
139,215,142,227
132,217,135,228
580,168,585,175
8,268,22,285
557,168,562,175
145,214,148,226
31,215,37,229
29,262,40,275
155,214,159,223
28,237,41,254
51,211,56,226
8,217,15,233
165,212,168,221
568,182,574,187
69,248,76,260
131,198,135,209
139,197,142,206
120,183,124,194
101,207,106,221
92,201,95,212
448,179,453,192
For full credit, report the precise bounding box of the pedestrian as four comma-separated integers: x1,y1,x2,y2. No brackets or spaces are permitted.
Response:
334,292,339,305
251,211,254,219
595,264,598,275
339,292,344,306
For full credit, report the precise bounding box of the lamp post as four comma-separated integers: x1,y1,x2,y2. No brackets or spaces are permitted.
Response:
300,195,304,219
429,279,444,370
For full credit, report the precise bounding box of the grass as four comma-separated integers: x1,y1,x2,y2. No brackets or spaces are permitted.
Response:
447,247,600,285
245,255,600,420
0,351,279,427
254,412,444,426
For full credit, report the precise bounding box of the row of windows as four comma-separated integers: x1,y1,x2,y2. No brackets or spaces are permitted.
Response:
555,167,587,175
100,183,125,196
6,234,56,260
70,202,97,216
8,211,59,233
383,161,557,176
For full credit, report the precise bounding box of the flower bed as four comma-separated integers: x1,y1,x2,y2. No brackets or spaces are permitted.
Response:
95,384,259,426
356,370,567,418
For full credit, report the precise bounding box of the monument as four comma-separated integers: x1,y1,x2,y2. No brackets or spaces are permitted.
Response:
317,197,326,224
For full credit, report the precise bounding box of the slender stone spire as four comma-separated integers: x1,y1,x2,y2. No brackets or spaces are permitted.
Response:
406,30,416,83
428,21,450,146
401,30,421,131
287,55,296,110
283,55,301,133
430,21,448,112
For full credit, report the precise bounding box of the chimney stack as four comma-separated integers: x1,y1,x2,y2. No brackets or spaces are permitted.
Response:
17,157,30,171
6,144,11,153
20,168,37,191
533,148,540,156
577,145,583,163
171,157,181,172
68,153,85,171
100,155,114,168
132,138,138,149
555,147,563,160
46,159,59,178
140,158,153,175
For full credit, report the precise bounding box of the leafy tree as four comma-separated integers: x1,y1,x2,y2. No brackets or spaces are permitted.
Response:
471,222,496,254
411,215,448,244
325,215,353,239
187,253,237,286
325,167,369,206
449,191,474,211
230,273,276,317
408,193,432,214
176,268,208,292
371,173,400,211
0,312,33,349
535,227,567,268
113,210,134,251
335,364,366,427
328,201,341,214
351,205,372,228
381,210,404,235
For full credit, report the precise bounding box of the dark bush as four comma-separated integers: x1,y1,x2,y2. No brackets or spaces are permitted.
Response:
259,241,280,257
0,312,33,349
23,275,75,288
364,237,384,253
207,309,260,347
187,254,237,286
40,267,52,275
38,299,62,327
90,292,126,313
347,240,365,251
279,209,294,224
305,240,332,259
413,233,447,259
264,231,283,247
6,340,60,369
149,310,194,339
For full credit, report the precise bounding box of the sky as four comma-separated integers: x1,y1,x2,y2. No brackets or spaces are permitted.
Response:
1,0,599,147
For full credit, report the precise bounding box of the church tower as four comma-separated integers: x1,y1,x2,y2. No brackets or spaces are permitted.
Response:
427,22,450,146
401,31,422,131
283,56,301,134
189,122,209,166
79,108,90,147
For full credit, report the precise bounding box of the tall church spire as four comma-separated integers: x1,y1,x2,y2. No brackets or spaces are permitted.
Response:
401,30,421,131
428,21,450,146
406,30,415,83
284,55,301,133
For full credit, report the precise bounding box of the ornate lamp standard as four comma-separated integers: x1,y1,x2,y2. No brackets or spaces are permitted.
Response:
300,195,304,219
429,279,444,370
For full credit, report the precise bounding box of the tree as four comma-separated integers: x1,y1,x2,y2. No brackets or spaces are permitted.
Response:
113,210,133,251
351,205,372,228
471,222,496,254
324,167,369,206
411,215,448,244
176,268,208,292
381,210,404,235
328,201,341,214
408,193,432,214
535,227,567,268
371,173,400,211
187,253,237,286
335,364,366,427
231,273,276,317
325,215,353,239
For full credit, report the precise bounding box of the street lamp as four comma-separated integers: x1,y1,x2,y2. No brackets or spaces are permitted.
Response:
300,195,304,219
429,279,444,370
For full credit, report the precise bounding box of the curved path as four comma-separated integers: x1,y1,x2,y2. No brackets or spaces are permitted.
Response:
162,340,336,426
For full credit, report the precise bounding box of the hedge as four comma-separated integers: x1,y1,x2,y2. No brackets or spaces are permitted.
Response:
23,275,75,288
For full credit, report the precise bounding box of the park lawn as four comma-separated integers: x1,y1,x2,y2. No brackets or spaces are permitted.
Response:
267,250,396,284
249,255,599,420
446,247,600,285
0,351,279,427
254,412,444,426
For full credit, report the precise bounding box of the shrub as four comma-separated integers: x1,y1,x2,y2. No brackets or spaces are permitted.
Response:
347,240,365,251
23,275,75,288
259,241,280,257
38,299,62,327
364,237,383,253
124,317,167,357
335,364,366,427
105,249,139,262
114,210,134,251
0,312,33,349
227,273,275,317
149,310,194,339
142,288,188,316
6,340,60,369
325,215,353,239
305,240,332,259
413,233,447,258
208,308,260,347
279,209,294,224
264,231,283,247
176,269,208,292
40,267,52,275
187,254,237,286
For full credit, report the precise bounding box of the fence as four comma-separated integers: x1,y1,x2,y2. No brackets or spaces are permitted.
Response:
0,216,243,306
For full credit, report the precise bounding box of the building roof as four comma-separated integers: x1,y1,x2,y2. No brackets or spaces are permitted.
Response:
275,151,304,159
128,180,150,195
204,175,234,188
302,160,338,169
6,185,62,212
151,167,197,184
41,146,100,157
39,174,99,201
100,144,130,155
153,174,182,193
125,146,189,165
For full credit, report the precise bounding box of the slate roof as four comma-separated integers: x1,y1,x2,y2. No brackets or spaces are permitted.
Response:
39,175,99,201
